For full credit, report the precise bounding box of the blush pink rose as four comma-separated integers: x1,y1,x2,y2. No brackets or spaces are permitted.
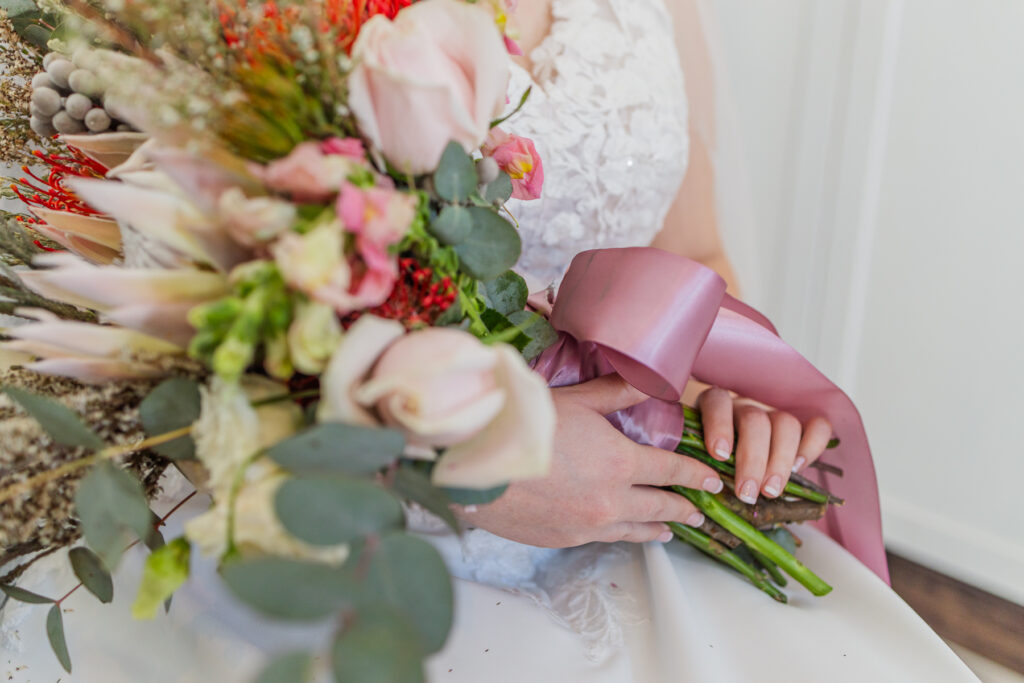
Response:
347,0,511,174
256,142,359,202
336,182,417,310
319,319,555,488
482,128,544,200
321,137,366,159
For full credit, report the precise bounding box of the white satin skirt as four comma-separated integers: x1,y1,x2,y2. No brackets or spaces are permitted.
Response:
2,493,979,683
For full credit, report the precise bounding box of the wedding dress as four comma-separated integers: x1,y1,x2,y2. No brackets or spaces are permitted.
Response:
0,0,981,681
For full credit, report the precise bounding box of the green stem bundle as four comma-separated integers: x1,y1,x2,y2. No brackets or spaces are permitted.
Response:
674,487,832,596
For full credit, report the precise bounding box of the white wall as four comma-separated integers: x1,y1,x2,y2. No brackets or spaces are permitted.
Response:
711,0,1024,603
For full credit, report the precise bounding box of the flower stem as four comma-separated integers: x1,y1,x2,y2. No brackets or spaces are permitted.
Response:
674,487,832,596
0,426,193,505
667,522,787,603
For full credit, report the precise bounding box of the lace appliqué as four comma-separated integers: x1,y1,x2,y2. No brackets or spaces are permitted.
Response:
506,0,690,286
409,506,640,663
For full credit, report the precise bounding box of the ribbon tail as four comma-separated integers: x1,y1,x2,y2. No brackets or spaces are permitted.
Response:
693,308,889,584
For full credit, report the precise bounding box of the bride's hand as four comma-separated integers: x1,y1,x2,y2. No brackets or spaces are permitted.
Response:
461,375,725,548
697,387,834,504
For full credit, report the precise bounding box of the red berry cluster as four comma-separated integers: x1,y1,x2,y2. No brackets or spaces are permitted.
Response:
351,257,457,329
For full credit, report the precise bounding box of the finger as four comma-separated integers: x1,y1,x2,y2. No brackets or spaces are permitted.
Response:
628,442,723,493
698,387,734,460
761,411,801,498
793,417,833,472
599,522,674,544
733,404,771,504
623,486,705,527
557,373,648,415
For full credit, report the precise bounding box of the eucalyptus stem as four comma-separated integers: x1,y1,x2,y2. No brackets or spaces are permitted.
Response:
667,522,787,603
674,487,832,596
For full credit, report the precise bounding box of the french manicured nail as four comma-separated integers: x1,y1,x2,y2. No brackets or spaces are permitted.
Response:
738,480,758,504
763,475,783,498
686,512,706,527
713,438,731,460
792,456,806,473
657,530,674,543
702,477,724,494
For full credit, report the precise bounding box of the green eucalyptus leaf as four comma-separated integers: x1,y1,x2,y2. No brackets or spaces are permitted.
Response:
507,311,559,361
392,467,459,535
440,484,509,505
454,208,521,280
482,271,528,316
433,142,477,203
332,605,426,683
74,462,153,570
46,604,71,673
275,477,403,546
222,558,357,620
366,533,453,654
2,386,104,451
429,204,473,245
144,510,166,552
266,423,404,476
256,651,314,683
765,527,798,556
483,172,514,204
132,537,190,619
68,547,113,604
139,378,201,460
0,583,53,604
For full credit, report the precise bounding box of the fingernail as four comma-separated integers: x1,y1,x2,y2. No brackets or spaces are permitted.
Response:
737,480,758,505
792,457,806,473
763,475,783,498
713,438,731,460
657,530,674,543
702,477,724,493
686,512,706,527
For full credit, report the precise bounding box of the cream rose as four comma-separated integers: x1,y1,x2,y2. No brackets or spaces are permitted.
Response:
319,316,555,489
347,0,511,174
185,376,347,563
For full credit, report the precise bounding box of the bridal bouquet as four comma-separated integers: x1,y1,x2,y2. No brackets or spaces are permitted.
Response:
1,0,558,678
0,0,841,679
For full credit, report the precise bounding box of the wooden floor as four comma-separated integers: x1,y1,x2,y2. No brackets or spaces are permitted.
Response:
888,551,1024,676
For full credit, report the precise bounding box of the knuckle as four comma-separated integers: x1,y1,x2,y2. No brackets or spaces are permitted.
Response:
771,410,801,432
737,406,770,430
586,498,616,526
605,450,633,479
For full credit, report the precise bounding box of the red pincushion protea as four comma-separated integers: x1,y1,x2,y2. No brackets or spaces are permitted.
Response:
9,149,107,220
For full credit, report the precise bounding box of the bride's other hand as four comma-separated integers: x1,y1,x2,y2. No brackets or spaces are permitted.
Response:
697,387,833,504
461,375,724,548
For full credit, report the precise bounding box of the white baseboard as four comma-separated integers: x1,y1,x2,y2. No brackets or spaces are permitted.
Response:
882,492,1024,606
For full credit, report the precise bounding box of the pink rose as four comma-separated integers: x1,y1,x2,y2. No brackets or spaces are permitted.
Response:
256,142,359,202
347,0,511,174
318,318,555,488
483,128,544,200
321,137,366,159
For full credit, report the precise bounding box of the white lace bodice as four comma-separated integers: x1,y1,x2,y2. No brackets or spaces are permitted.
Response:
507,0,690,285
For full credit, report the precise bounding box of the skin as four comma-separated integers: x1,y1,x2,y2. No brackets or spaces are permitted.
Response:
463,1,834,546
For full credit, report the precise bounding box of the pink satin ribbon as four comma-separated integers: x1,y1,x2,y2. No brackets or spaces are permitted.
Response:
532,247,889,584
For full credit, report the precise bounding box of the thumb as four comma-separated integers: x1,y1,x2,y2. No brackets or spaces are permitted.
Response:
556,373,650,415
